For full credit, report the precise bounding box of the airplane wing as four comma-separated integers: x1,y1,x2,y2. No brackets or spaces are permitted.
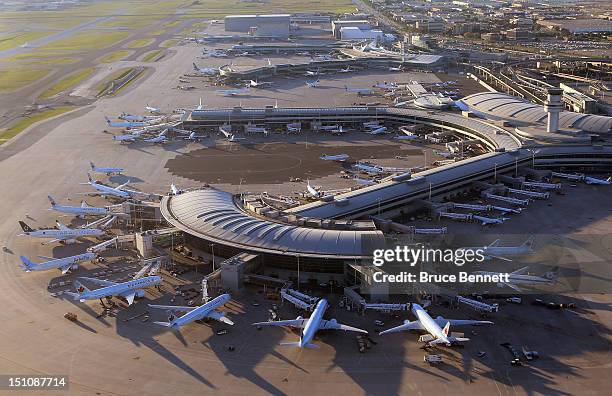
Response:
77,276,118,287
319,319,367,333
434,318,493,327
511,266,529,275
252,318,306,328
379,320,425,335
148,304,194,313
207,310,234,325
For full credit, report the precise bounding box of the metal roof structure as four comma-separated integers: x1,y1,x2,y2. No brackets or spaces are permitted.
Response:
460,92,612,134
160,189,385,259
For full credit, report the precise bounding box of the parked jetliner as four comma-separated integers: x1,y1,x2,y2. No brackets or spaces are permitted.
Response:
215,87,249,96
320,154,349,162
64,275,162,305
20,252,96,274
193,63,218,76
82,174,134,199
368,127,388,135
112,133,140,143
471,266,557,292
48,196,109,217
306,79,320,88
149,293,234,329
379,303,493,346
143,129,169,144
19,220,105,244
252,298,367,348
89,162,124,176
457,237,534,261
104,116,148,128
145,104,161,114
345,86,373,95
353,162,384,175
585,176,611,185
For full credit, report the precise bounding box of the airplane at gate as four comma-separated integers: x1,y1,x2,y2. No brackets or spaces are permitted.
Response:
149,294,234,329
19,220,105,244
48,196,109,217
379,303,493,347
252,299,367,349
64,276,162,305
20,252,97,274
89,162,124,176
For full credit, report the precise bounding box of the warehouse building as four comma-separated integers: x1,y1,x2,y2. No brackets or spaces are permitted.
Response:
332,20,370,39
340,27,385,41
225,14,291,38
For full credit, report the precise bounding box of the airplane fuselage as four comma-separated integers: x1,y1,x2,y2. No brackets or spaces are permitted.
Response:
51,204,109,216
301,299,328,347
412,304,450,345
77,276,162,301
23,252,96,272
171,294,231,328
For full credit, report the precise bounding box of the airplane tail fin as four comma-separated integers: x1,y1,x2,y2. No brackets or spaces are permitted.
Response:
48,195,57,207
442,322,450,336
19,256,36,271
74,279,91,293
89,161,95,170
18,221,34,233
81,200,90,208
193,62,198,70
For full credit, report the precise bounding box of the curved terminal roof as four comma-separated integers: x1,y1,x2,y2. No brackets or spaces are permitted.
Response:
160,189,385,259
460,92,612,134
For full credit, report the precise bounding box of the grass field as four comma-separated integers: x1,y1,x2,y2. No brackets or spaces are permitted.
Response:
95,67,135,95
124,38,154,49
141,49,164,62
0,106,74,144
149,29,168,36
99,15,165,29
39,30,130,51
39,68,95,99
97,50,132,63
0,31,52,51
0,68,50,92
1,53,79,66
160,39,178,48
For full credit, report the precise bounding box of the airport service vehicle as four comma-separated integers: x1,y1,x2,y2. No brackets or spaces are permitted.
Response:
64,275,163,305
19,252,96,274
149,294,234,329
19,220,105,244
379,303,493,347
89,162,124,176
48,196,109,217
252,299,367,349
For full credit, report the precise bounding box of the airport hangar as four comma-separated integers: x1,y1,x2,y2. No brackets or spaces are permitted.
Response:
161,102,612,286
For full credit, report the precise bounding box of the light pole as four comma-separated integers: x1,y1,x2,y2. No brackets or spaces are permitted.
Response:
210,243,215,272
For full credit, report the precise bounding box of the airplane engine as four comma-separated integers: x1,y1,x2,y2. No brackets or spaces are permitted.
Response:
136,289,145,298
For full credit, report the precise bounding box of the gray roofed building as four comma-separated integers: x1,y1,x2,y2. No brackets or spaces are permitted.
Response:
460,92,612,134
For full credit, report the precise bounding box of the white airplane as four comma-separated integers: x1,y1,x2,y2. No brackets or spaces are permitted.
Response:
215,86,249,96
457,237,535,262
184,132,206,141
379,303,493,347
143,129,169,144
64,275,163,305
304,68,322,76
353,162,383,175
149,293,234,329
104,116,149,128
368,127,389,135
306,180,321,198
374,81,399,90
247,79,272,88
585,176,611,185
119,113,146,122
345,85,374,95
338,66,352,73
456,296,499,314
20,252,96,274
48,196,109,217
320,154,349,162
18,220,105,244
306,79,320,88
145,104,161,114
112,133,140,143
252,298,367,349
89,162,124,176
192,62,218,76
81,173,134,199
473,215,509,226
471,266,557,292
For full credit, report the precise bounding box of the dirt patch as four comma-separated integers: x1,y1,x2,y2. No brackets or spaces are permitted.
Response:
165,140,424,185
